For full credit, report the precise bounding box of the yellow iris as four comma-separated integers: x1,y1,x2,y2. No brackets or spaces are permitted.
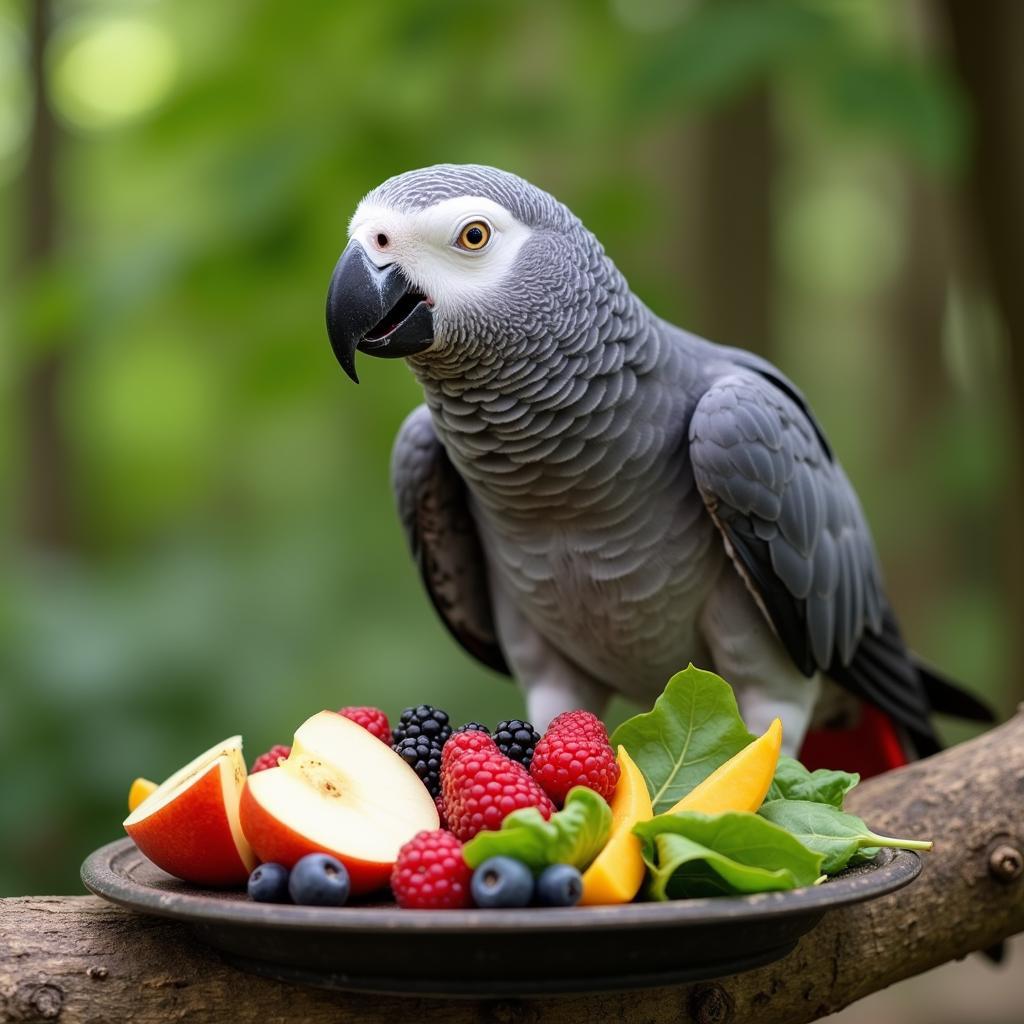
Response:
457,221,490,250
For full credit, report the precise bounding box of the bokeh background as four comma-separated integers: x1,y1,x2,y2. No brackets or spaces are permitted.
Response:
2,0,1022,1017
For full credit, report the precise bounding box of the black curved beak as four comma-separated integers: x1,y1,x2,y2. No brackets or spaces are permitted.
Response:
325,241,434,383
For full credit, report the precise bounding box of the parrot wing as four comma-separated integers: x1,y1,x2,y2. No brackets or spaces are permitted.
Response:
391,404,510,675
689,365,943,754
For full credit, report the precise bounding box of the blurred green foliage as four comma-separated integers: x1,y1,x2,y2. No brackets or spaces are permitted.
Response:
0,0,1011,896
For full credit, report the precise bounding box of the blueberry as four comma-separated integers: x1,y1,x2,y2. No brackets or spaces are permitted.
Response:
287,853,351,907
247,862,291,903
535,864,583,907
471,856,534,908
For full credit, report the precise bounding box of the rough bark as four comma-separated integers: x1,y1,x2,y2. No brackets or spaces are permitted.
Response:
2,711,1022,1023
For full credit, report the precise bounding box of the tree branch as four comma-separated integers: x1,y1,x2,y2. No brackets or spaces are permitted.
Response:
2,713,1021,1024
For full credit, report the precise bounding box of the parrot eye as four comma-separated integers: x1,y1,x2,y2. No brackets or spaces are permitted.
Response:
455,220,491,251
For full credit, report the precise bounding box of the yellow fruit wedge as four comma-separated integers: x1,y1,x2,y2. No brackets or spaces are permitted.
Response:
128,777,158,813
579,746,653,905
667,717,782,816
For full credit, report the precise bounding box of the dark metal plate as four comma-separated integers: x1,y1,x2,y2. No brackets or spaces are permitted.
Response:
82,837,920,997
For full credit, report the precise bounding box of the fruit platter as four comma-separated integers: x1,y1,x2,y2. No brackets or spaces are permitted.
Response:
82,667,929,996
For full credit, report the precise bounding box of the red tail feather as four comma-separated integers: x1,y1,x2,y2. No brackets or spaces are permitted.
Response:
798,704,908,779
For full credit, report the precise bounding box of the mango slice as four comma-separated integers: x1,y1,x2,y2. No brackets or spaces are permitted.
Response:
128,777,158,813
579,746,653,905
668,717,782,816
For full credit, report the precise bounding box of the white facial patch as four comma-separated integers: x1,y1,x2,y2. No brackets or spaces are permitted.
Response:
348,195,533,312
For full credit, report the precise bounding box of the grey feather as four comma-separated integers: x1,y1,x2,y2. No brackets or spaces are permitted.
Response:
390,405,508,674
352,164,986,751
690,370,883,676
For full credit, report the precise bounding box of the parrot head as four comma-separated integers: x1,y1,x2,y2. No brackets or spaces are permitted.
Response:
325,164,606,383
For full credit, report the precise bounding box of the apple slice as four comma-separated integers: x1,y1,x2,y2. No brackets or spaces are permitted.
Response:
240,710,439,894
123,736,256,886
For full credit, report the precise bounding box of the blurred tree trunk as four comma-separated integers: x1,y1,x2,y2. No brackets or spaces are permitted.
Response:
887,178,952,429
877,173,956,640
694,85,776,358
942,0,1024,695
22,0,72,549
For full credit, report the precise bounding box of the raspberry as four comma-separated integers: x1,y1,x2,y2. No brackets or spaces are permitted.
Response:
251,745,291,774
392,705,452,747
394,735,443,797
434,794,447,830
493,719,540,769
546,710,608,738
338,706,390,743
390,829,473,909
443,747,554,842
530,712,619,805
455,721,490,734
441,728,499,769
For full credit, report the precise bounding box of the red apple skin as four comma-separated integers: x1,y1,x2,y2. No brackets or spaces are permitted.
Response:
125,762,253,886
239,779,394,894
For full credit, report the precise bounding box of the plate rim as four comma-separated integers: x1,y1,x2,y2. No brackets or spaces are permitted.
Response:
82,836,921,934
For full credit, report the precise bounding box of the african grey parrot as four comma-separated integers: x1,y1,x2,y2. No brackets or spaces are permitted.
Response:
325,163,990,770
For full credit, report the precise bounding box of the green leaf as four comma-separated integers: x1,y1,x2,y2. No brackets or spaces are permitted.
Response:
848,846,881,867
633,811,824,900
765,756,859,808
609,665,755,813
758,800,932,874
461,787,612,873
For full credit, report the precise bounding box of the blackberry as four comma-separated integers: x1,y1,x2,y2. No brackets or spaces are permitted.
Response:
493,719,540,769
392,704,452,746
455,721,490,735
394,735,443,797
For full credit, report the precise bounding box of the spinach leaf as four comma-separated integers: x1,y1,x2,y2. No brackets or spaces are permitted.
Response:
848,846,881,866
758,799,932,874
765,756,860,808
633,811,824,900
462,786,612,872
610,665,755,813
